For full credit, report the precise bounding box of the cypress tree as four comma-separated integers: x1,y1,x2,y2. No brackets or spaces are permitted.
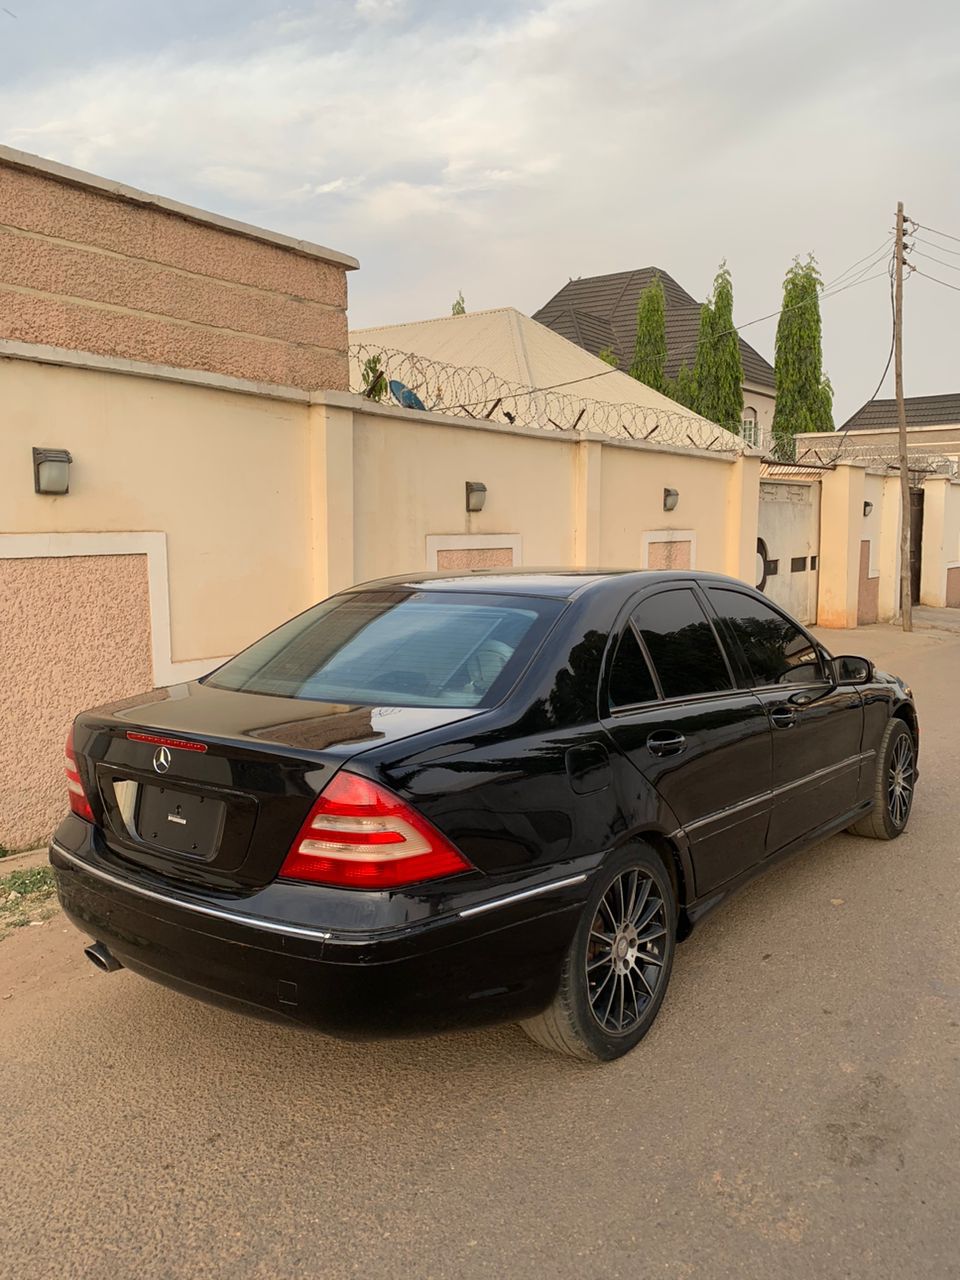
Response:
690,263,744,429
692,300,716,417
709,262,744,430
629,275,666,392
667,362,697,410
772,256,834,456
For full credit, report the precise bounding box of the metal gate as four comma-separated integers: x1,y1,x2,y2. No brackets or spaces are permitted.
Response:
756,479,821,624
910,489,924,605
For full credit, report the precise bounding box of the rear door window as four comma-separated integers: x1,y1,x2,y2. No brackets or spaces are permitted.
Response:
609,625,659,708
706,588,825,687
205,590,563,708
631,589,732,699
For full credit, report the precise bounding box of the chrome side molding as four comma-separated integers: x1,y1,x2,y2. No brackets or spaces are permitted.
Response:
459,874,587,919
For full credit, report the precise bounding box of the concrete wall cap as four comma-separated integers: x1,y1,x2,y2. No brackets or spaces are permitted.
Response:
0,144,359,272
0,337,311,402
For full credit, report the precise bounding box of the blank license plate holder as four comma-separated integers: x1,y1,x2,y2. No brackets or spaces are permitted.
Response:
136,784,225,858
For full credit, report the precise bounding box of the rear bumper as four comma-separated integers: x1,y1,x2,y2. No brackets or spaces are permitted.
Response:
50,836,588,1039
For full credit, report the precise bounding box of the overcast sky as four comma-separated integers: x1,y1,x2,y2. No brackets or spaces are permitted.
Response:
2,0,958,422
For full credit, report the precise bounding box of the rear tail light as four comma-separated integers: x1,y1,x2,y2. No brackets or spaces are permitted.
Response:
65,727,95,823
279,771,472,890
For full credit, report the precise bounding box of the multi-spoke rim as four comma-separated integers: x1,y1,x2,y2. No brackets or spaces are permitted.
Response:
586,869,667,1036
887,732,915,828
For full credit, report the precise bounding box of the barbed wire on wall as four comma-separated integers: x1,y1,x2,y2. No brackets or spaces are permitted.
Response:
795,434,958,478
349,343,751,455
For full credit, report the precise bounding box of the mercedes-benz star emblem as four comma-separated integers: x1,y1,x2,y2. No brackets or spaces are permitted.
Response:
153,746,172,774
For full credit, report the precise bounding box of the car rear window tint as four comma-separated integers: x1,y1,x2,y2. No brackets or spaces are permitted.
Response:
632,590,732,699
609,625,659,708
205,590,563,708
706,588,823,686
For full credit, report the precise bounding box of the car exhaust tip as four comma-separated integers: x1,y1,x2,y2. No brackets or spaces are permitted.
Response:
83,942,123,973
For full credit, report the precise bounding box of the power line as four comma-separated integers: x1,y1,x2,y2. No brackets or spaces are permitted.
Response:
823,236,894,289
914,234,960,258
912,248,960,274
839,257,901,427
714,266,889,341
913,268,960,294
915,222,960,246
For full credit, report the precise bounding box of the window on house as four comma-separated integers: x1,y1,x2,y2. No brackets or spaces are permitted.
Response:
741,408,759,447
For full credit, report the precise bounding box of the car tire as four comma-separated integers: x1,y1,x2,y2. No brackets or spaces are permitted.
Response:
847,718,916,840
520,844,677,1061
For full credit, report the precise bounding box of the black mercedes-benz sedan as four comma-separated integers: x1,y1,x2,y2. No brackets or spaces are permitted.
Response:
51,570,919,1061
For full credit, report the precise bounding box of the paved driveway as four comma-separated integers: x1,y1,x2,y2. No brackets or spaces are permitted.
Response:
1,625,958,1279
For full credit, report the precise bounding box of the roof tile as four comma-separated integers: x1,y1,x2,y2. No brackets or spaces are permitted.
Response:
534,267,775,389
840,394,960,431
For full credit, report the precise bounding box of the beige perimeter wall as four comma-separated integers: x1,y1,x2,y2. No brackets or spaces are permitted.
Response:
1,345,760,848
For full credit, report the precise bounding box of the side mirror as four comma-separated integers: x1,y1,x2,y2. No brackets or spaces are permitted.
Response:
833,655,873,685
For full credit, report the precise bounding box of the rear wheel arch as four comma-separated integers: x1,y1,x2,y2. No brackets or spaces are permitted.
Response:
615,830,691,938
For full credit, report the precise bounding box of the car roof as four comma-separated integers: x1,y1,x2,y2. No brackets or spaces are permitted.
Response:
346,568,751,601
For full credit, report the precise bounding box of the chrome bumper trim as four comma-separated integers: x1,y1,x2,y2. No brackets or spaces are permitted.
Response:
50,841,334,942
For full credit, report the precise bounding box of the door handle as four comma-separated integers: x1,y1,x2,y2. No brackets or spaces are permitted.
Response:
770,705,797,729
646,730,686,757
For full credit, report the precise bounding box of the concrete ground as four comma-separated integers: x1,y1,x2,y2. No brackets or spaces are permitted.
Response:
913,604,960,634
1,624,958,1280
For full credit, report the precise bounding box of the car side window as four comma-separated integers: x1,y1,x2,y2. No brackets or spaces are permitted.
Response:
706,587,825,687
631,589,732,699
609,624,659,708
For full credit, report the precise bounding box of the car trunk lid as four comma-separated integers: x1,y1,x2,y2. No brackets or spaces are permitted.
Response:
73,681,482,892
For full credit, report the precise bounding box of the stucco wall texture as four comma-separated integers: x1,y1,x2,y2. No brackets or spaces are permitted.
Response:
857,539,880,626
0,161,350,390
0,555,153,849
435,547,515,570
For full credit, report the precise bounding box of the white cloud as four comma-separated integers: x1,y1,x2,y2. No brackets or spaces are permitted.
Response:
354,0,407,19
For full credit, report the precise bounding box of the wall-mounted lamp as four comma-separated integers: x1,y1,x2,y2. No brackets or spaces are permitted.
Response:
33,447,73,495
465,481,487,513
663,487,679,512
863,500,874,517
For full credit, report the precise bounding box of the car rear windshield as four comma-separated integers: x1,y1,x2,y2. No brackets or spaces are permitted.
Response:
204,589,564,708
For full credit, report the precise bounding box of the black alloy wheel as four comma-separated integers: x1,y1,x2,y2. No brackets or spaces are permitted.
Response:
521,845,677,1061
586,868,668,1035
886,729,915,829
848,718,917,840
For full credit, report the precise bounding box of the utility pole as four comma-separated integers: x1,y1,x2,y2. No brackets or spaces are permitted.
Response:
894,201,912,632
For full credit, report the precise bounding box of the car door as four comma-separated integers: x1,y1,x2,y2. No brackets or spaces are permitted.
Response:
703,585,865,855
601,585,773,897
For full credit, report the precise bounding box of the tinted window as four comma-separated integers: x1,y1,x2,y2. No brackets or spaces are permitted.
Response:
707,588,823,686
609,625,658,708
205,590,562,708
632,590,732,699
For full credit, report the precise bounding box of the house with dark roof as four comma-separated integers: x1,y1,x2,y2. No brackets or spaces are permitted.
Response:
836,394,960,460
534,268,777,441
798,394,960,471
